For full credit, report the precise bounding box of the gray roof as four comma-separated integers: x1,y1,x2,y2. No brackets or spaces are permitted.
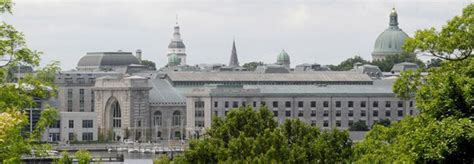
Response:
168,41,185,48
166,72,372,82
149,76,186,104
77,52,140,67
255,65,290,73
391,62,418,72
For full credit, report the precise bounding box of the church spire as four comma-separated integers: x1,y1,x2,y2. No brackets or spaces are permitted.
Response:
229,39,239,67
389,8,399,28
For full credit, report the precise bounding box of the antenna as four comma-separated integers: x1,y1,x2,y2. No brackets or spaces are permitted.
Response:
176,14,178,25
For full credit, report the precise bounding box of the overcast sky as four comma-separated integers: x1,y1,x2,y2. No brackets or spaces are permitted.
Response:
2,0,472,70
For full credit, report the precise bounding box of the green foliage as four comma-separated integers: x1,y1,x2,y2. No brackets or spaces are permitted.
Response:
371,52,425,72
56,151,73,164
178,106,352,163
403,4,473,61
242,61,264,71
373,118,391,127
329,55,370,71
349,120,369,131
141,60,157,70
154,154,171,164
75,150,92,164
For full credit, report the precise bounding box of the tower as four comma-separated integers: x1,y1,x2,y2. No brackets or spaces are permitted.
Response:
277,49,290,69
228,39,239,67
371,8,409,61
167,17,187,65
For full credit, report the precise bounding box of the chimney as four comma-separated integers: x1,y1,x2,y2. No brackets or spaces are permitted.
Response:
136,49,142,62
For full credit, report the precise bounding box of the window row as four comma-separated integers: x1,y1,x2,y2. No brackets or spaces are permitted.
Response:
214,100,414,109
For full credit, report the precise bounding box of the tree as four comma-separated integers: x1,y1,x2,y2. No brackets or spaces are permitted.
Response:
373,118,391,127
165,106,352,163
328,55,370,71
349,120,369,131
141,60,157,70
371,52,425,72
75,150,92,164
354,4,474,163
242,61,264,71
55,151,73,164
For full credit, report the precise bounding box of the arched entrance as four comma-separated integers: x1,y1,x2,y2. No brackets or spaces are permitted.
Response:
105,97,123,141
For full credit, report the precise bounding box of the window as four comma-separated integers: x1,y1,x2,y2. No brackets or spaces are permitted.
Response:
335,101,341,108
323,101,329,108
298,101,304,108
373,111,378,117
77,78,85,84
50,120,60,128
49,133,60,141
112,101,121,128
138,120,142,127
68,133,75,141
336,120,341,127
409,101,413,107
232,101,238,108
386,110,391,117
253,101,257,107
361,110,366,117
361,101,366,108
67,89,73,112
273,111,278,117
88,78,95,84
398,110,403,117
195,101,205,108
285,101,291,108
348,120,354,127
336,110,341,117
79,89,84,112
311,110,316,117
348,110,354,117
273,101,279,108
195,121,204,128
82,132,93,141
323,120,329,127
348,101,353,108
311,120,317,126
261,101,266,106
373,101,379,108
310,101,316,108
242,102,246,107
298,110,304,117
91,91,95,112
172,111,181,126
65,78,73,84
285,111,291,117
69,120,74,128
82,120,93,128
225,101,229,108
214,111,218,116
323,110,329,117
157,131,162,138
410,110,413,115
397,101,403,108
195,110,204,117
154,111,162,126
385,101,391,108
214,102,218,108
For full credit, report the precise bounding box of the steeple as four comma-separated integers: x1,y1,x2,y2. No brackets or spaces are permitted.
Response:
167,16,187,65
229,39,239,67
389,8,399,28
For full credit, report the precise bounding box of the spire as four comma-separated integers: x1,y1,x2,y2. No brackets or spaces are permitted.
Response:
229,39,239,67
389,7,399,28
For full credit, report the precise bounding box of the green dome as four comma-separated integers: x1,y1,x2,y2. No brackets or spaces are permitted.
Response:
372,8,409,60
168,53,181,66
277,50,290,62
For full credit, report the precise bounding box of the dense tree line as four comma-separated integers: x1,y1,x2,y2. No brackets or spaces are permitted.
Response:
328,53,425,72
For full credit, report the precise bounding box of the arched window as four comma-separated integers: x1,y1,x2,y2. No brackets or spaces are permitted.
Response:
154,111,162,126
172,111,181,126
112,101,121,128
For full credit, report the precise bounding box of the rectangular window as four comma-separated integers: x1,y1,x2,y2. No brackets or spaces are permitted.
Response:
79,89,84,112
385,101,391,108
50,120,60,128
242,102,246,107
67,89,73,112
82,120,93,128
91,91,95,112
410,110,413,115
335,101,341,108
195,121,204,128
409,101,413,107
348,110,354,117
88,78,95,84
195,110,204,117
77,78,85,84
232,101,238,108
336,110,341,117
311,110,316,117
214,102,218,108
194,101,205,108
397,101,403,108
336,120,341,127
361,101,366,108
373,111,378,117
261,101,266,106
68,132,75,141
82,132,93,141
361,110,366,117
323,101,329,108
273,101,279,108
253,101,257,107
310,101,316,108
298,101,304,108
323,110,329,117
373,101,379,108
348,101,354,108
50,133,60,141
273,111,278,117
225,101,229,108
285,101,291,108
311,120,317,126
398,110,403,117
214,111,218,116
285,111,291,117
65,78,73,84
386,110,391,117
69,120,74,128
298,110,304,117
348,120,354,127
323,120,329,127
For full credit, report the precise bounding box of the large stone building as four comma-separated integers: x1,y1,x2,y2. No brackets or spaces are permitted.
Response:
43,8,419,142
